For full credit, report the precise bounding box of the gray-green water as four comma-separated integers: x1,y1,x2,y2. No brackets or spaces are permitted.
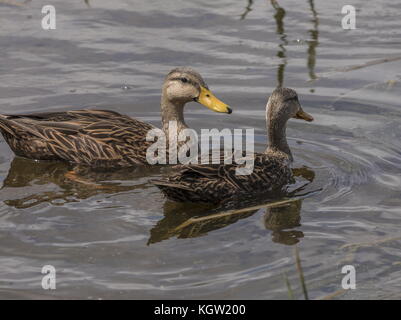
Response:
0,0,400,299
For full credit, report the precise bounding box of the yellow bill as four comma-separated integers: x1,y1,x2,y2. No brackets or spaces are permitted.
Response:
295,109,314,122
196,87,232,114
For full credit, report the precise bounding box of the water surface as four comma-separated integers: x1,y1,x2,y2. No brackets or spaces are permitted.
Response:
0,0,400,299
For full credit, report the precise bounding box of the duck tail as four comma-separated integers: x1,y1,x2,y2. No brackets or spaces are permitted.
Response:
151,179,192,191
151,179,202,202
151,180,193,202
0,114,16,136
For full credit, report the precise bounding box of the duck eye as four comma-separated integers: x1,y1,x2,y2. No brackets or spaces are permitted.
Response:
180,78,188,83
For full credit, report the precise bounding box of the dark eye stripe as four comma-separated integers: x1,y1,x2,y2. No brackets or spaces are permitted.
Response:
170,77,197,86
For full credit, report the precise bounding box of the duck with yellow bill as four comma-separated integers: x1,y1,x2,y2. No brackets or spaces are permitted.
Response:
0,67,232,168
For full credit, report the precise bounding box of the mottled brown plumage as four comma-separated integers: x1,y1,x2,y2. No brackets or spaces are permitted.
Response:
0,67,231,168
152,87,314,204
0,110,156,167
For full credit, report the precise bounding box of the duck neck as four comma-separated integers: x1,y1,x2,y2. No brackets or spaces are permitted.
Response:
265,117,293,162
161,92,188,146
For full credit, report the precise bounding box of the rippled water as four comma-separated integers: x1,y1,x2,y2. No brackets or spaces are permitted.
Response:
0,0,400,299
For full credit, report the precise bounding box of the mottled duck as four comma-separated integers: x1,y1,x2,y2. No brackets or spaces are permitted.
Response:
153,87,313,203
0,67,231,168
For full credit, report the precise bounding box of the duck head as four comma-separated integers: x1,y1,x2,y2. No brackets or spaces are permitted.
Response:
266,87,313,123
266,87,314,161
163,67,232,114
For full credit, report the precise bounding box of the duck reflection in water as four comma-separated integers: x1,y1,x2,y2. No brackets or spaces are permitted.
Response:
0,157,163,209
264,199,304,245
148,167,316,245
1,160,315,247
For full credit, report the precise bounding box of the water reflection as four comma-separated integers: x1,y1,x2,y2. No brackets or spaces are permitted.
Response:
148,167,315,245
307,0,319,81
240,0,253,20
147,201,253,244
271,0,287,87
0,157,162,209
269,0,319,86
264,199,303,245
